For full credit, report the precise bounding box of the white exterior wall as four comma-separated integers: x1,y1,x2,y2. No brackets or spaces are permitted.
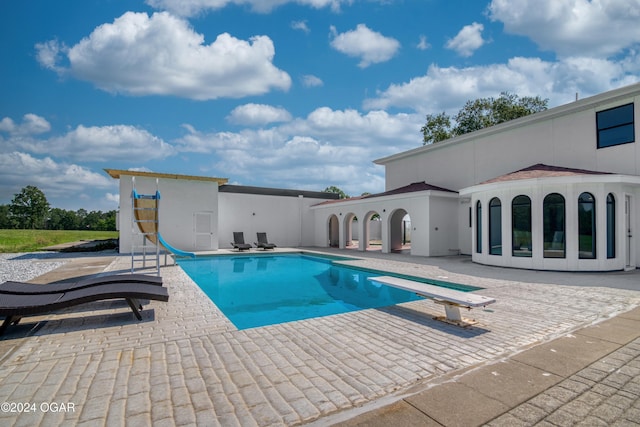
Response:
373,83,640,269
429,196,462,256
310,191,459,256
463,176,640,271
350,220,382,241
458,198,472,255
218,192,322,248
380,85,640,193
118,176,218,254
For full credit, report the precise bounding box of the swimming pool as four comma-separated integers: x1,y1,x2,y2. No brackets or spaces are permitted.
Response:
177,253,478,330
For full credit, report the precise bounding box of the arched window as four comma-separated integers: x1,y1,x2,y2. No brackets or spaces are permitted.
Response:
607,193,615,259
476,201,482,253
512,195,532,257
578,192,596,259
489,197,502,255
543,193,565,258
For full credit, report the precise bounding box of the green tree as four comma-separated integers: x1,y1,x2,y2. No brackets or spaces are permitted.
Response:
9,185,50,229
0,204,13,228
48,208,80,230
420,112,453,144
102,210,117,231
422,92,548,145
323,186,350,199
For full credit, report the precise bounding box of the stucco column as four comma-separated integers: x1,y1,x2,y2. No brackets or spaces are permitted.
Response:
359,216,367,251
338,214,346,249
381,213,390,253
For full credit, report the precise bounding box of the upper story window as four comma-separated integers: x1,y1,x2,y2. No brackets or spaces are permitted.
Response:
596,103,635,148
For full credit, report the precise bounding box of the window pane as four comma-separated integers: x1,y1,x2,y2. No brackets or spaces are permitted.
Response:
597,103,635,148
543,193,565,258
512,195,532,257
597,103,634,130
598,124,635,148
578,192,596,259
489,198,502,255
476,201,482,253
607,193,615,259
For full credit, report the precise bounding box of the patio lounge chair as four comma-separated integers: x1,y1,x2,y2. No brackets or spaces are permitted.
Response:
0,282,169,336
254,232,277,250
0,274,163,295
231,232,252,251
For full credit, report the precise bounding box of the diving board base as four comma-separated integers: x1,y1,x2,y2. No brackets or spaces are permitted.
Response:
433,300,478,327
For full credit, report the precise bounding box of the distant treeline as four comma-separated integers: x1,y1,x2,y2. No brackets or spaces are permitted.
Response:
0,205,116,231
1,185,116,231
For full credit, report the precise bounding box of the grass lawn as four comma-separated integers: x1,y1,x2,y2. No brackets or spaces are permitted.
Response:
0,229,119,253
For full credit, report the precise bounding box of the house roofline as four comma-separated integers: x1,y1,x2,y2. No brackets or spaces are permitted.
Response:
374,82,640,165
105,168,228,184
219,184,340,199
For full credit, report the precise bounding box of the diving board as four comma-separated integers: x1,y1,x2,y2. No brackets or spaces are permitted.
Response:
369,276,496,327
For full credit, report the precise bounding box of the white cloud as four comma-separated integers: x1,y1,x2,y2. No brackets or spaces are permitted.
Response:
296,108,420,145
146,0,346,16
445,22,485,57
227,103,293,125
50,125,176,161
2,117,175,162
34,40,66,72
330,24,400,68
291,20,310,34
176,125,257,154
301,74,324,87
364,56,639,114
0,152,114,202
36,12,291,100
489,0,640,57
0,114,51,136
417,35,430,51
105,193,120,204
176,106,421,191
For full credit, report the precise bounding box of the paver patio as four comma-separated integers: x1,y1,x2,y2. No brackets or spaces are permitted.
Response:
0,250,638,426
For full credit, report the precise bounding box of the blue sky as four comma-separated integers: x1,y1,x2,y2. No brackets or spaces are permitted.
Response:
1,0,639,211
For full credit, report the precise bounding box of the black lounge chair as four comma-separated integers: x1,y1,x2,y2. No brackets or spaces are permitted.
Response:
0,282,169,336
0,273,162,295
231,232,252,251
254,232,277,250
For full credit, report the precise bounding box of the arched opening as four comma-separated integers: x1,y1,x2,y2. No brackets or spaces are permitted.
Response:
489,197,502,255
344,213,357,249
389,209,410,253
543,193,565,258
512,195,532,257
363,211,382,251
327,214,339,247
578,192,596,259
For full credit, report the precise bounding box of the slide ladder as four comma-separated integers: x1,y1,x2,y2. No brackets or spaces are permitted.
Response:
131,177,196,275
131,177,161,275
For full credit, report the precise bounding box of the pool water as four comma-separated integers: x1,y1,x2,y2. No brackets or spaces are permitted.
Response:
177,253,468,330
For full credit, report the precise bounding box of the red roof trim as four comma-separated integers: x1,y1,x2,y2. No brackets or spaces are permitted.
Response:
481,164,612,184
312,181,456,206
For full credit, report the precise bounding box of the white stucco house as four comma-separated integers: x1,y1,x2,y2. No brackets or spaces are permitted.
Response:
105,169,340,255
108,82,640,272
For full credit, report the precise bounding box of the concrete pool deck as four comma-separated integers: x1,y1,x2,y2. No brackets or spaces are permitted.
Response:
0,248,639,426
